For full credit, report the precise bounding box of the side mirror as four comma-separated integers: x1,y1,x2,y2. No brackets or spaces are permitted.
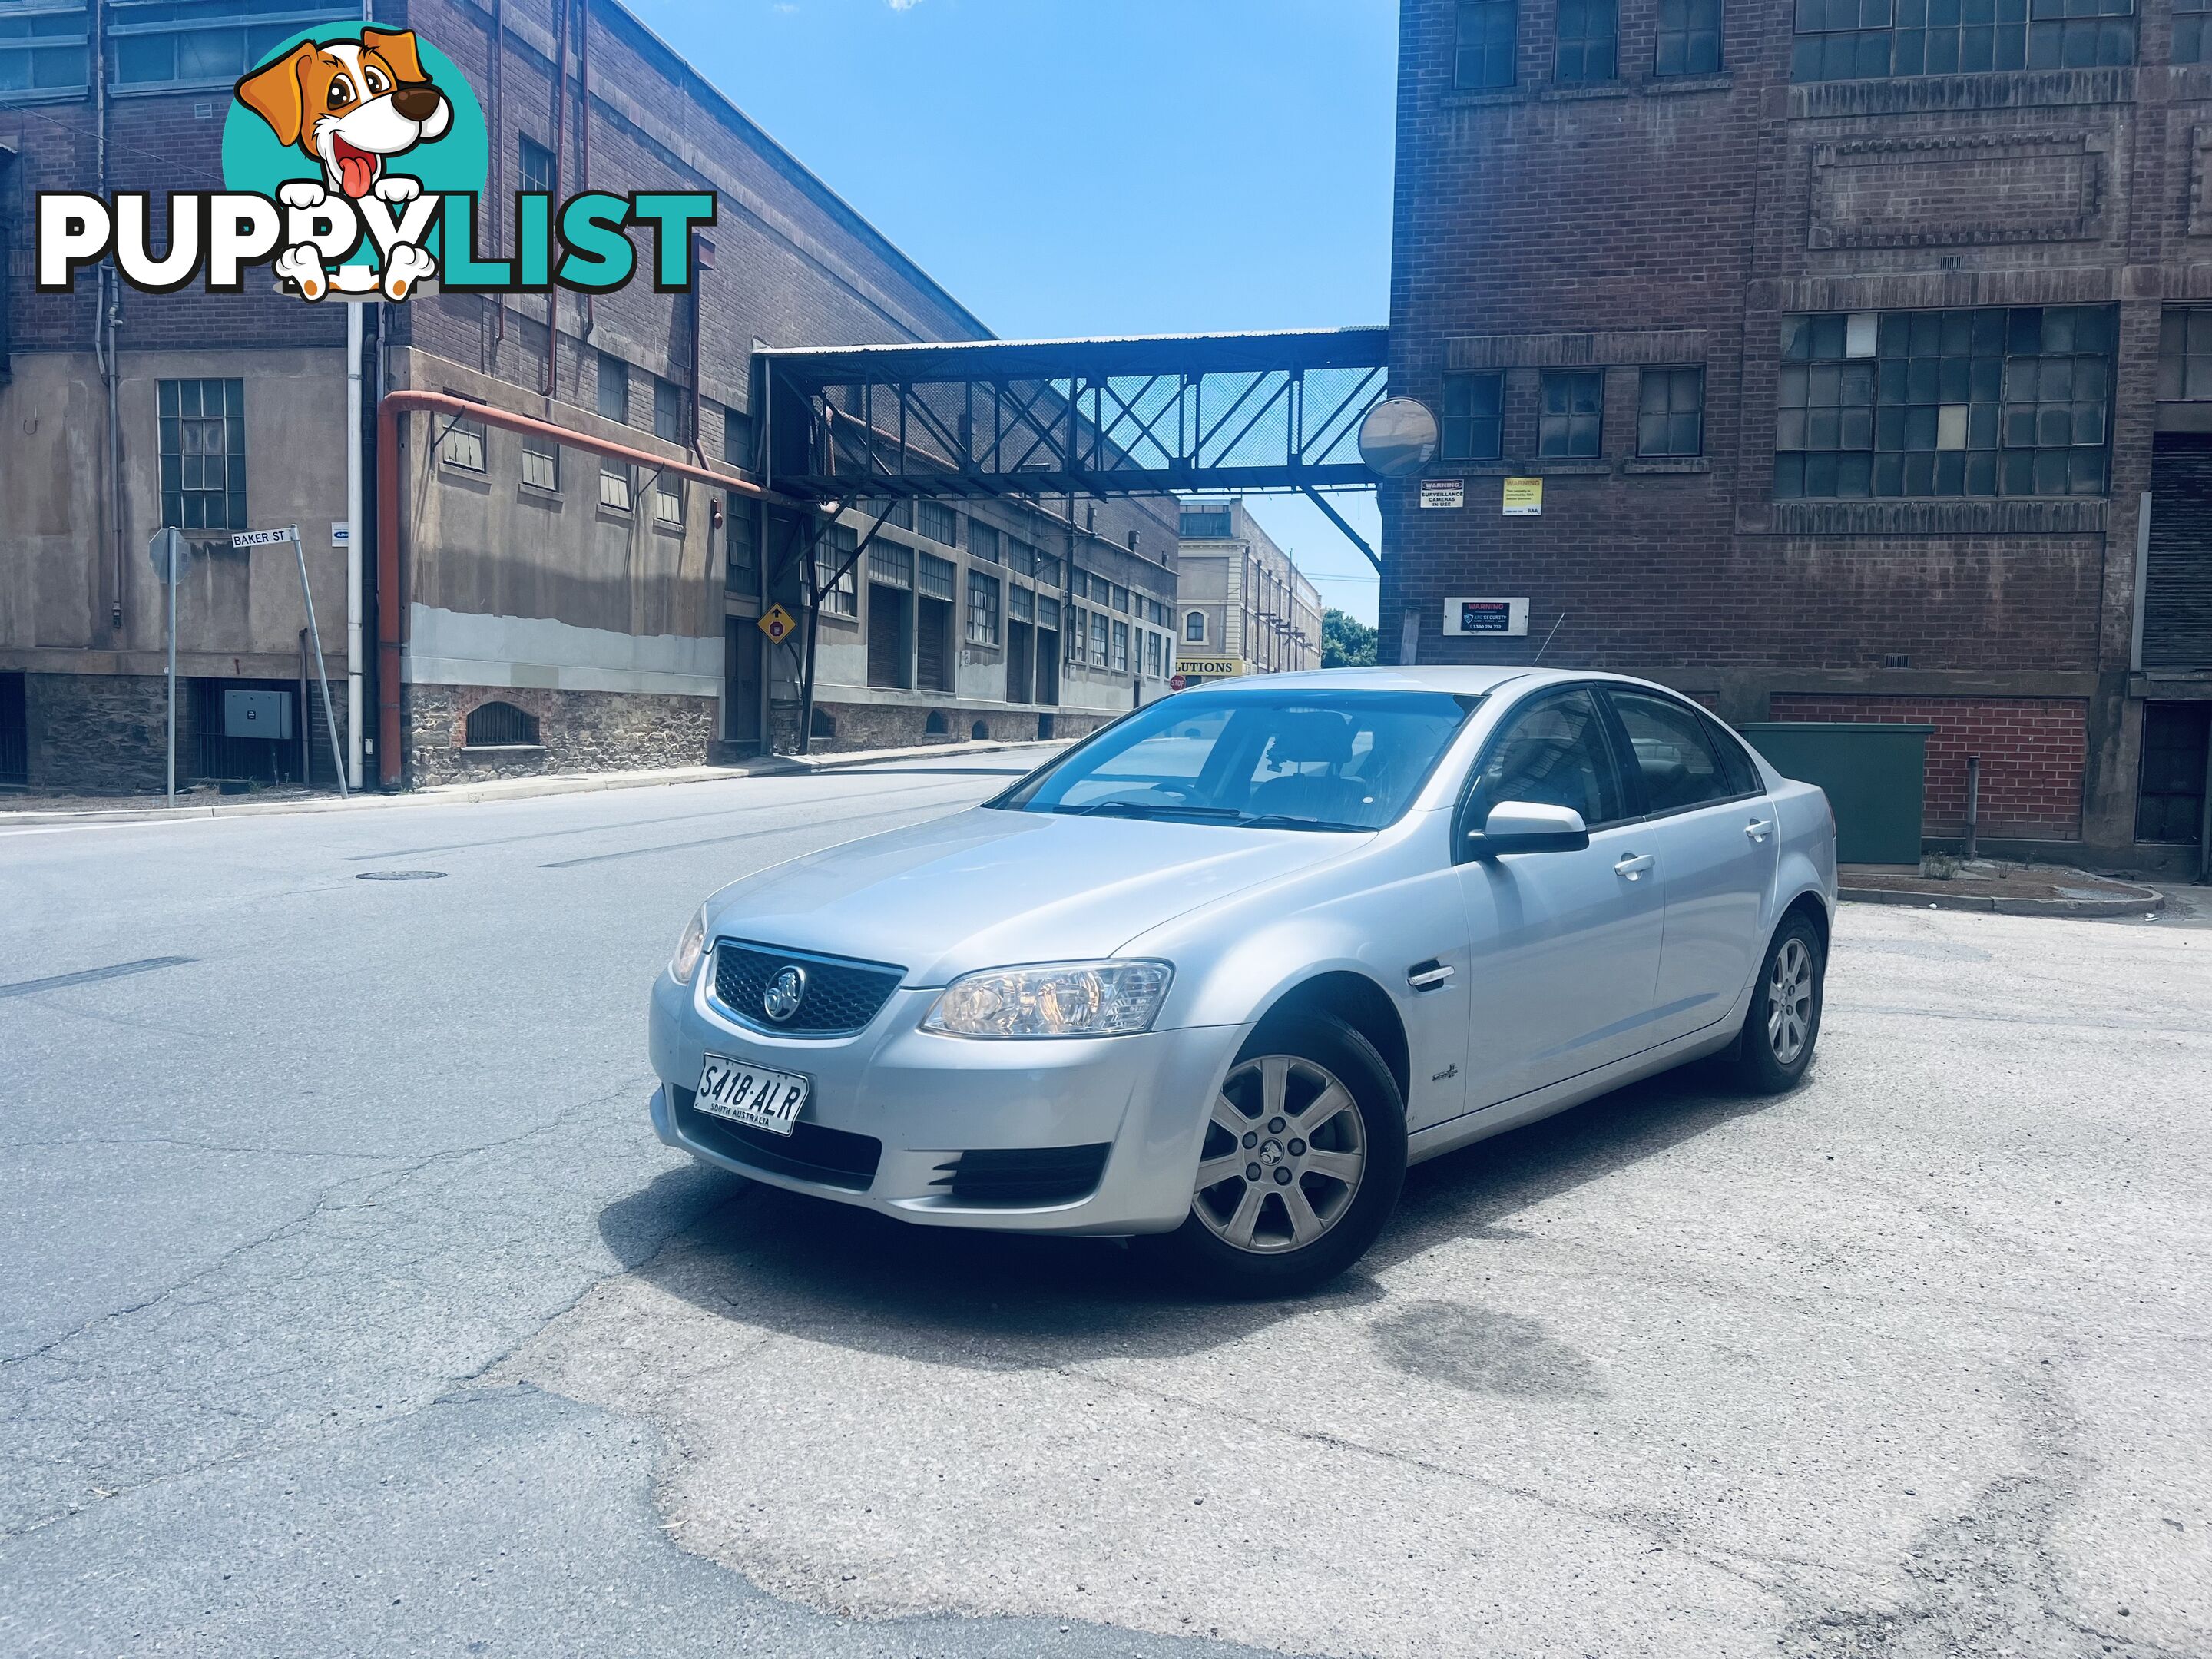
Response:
1467,801,1591,858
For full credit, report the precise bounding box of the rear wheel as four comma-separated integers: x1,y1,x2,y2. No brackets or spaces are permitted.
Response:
1154,1015,1406,1296
1732,913,1826,1093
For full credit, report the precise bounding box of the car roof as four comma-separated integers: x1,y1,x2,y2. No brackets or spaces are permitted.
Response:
1189,666,1663,698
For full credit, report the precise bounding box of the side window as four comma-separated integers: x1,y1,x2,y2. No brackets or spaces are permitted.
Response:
1703,714,1763,797
1463,689,1625,833
1607,690,1737,813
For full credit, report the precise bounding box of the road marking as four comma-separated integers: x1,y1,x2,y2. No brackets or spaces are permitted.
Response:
346,780,984,862
539,800,974,869
0,956,194,999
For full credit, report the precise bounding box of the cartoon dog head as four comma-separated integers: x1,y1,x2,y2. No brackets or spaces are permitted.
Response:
234,28,452,200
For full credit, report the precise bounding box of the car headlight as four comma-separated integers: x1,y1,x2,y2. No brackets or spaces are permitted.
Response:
921,960,1173,1039
670,906,710,985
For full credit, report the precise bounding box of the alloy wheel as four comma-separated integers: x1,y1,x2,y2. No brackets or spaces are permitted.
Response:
1767,937,1815,1066
1192,1055,1367,1254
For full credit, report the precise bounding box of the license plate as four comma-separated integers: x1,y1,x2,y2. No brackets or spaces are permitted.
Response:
694,1055,810,1137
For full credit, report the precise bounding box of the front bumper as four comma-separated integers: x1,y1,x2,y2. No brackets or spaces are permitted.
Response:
647,966,1242,1235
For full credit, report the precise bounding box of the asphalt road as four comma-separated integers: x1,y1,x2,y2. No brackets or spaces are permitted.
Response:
2,763,2207,1659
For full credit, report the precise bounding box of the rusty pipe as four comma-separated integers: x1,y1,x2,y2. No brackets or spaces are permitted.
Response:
376,389,779,789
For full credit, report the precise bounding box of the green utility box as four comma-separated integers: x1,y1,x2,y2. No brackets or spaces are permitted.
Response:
1736,721,1934,866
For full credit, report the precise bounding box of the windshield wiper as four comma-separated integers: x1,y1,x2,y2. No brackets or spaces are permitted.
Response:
1060,799,1244,820
1236,814,1375,833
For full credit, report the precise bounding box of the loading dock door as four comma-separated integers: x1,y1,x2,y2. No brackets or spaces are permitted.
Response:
725,620,763,750
1006,621,1034,705
2146,435,2212,667
917,598,953,693
2137,703,2210,846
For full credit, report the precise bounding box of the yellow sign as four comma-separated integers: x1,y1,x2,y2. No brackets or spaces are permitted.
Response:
1176,657,1246,677
757,604,796,644
1502,477,1543,517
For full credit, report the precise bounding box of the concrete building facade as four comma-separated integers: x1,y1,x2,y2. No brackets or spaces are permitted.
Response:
1382,0,2212,869
1175,498,1323,682
0,0,1176,794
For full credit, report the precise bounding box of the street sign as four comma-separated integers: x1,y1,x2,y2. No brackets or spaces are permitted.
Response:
230,528,294,548
1445,597,1531,637
1169,674,1188,691
1419,478,1465,510
1502,478,1543,517
147,526,191,583
758,604,796,644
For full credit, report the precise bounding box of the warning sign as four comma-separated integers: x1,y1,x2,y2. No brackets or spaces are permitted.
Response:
757,604,796,644
1502,478,1543,517
1419,478,1465,510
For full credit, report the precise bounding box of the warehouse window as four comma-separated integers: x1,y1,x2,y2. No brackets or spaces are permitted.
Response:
1186,611,1206,644
1637,366,1706,456
727,498,759,593
465,701,540,748
967,569,1001,644
2157,308,2212,400
653,475,684,527
722,404,753,472
599,459,633,512
441,416,487,473
1774,306,2113,498
1068,607,1088,662
817,530,858,618
109,1,356,91
1555,0,1618,80
157,377,245,531
1790,0,2134,82
1180,505,1233,539
1442,371,1505,460
1091,610,1111,664
2181,0,2212,61
0,1,89,101
1655,0,1724,71
653,376,684,445
518,134,554,197
1538,369,1603,458
1455,0,1518,86
522,432,559,492
917,551,955,601
596,352,628,423
917,498,959,545
969,521,1001,563
1112,620,1131,673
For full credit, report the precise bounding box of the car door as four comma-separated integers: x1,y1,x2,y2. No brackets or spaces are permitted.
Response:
1453,687,1667,1110
1600,689,1779,1046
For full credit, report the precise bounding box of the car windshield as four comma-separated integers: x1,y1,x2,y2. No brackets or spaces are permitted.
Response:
993,689,1478,831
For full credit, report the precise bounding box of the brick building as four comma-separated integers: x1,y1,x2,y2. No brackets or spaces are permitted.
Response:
0,0,1177,794
1175,498,1323,680
1382,0,2212,869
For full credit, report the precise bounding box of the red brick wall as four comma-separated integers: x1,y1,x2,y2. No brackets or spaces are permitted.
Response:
1768,695,2088,841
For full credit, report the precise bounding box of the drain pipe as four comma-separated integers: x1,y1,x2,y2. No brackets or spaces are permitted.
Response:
375,391,781,788
1964,754,1981,862
346,300,366,790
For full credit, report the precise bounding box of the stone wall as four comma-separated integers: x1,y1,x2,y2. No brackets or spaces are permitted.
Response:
406,685,714,786
25,674,177,793
767,700,1108,754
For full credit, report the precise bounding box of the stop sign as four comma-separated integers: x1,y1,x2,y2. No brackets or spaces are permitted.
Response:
1170,674,1187,691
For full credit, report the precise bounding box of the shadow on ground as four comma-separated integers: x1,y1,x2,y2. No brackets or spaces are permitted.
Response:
597,1061,1789,1373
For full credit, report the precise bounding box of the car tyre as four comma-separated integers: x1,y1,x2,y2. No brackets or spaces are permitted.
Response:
1151,1014,1407,1297
1732,912,1826,1094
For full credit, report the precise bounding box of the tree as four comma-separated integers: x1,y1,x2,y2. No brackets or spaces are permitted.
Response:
1321,608,1377,669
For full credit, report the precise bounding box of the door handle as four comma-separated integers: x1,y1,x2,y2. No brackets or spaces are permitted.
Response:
1406,959,1455,992
1746,818,1775,843
1614,853,1654,881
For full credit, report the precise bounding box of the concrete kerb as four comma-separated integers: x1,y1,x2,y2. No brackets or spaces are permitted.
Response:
1840,881,2167,919
0,740,1070,827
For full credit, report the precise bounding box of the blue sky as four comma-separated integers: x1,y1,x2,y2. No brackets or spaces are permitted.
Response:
627,0,1398,623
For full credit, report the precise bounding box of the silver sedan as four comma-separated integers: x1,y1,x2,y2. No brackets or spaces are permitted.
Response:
647,667,1838,1293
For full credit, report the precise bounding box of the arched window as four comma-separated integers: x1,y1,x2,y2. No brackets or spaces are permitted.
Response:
924,710,950,736
465,700,539,747
1184,611,1206,644
970,719,990,741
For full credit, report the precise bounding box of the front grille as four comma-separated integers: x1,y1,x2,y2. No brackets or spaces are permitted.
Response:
710,941,904,1037
930,1144,1112,1207
673,1088,882,1191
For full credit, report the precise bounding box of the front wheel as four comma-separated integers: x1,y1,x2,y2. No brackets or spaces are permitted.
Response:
1732,913,1826,1093
1151,1015,1406,1296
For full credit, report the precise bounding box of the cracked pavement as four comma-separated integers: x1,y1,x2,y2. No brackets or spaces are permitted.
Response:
2,765,2208,1656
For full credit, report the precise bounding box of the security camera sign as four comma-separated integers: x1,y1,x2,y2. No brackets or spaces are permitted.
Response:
1445,598,1530,637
